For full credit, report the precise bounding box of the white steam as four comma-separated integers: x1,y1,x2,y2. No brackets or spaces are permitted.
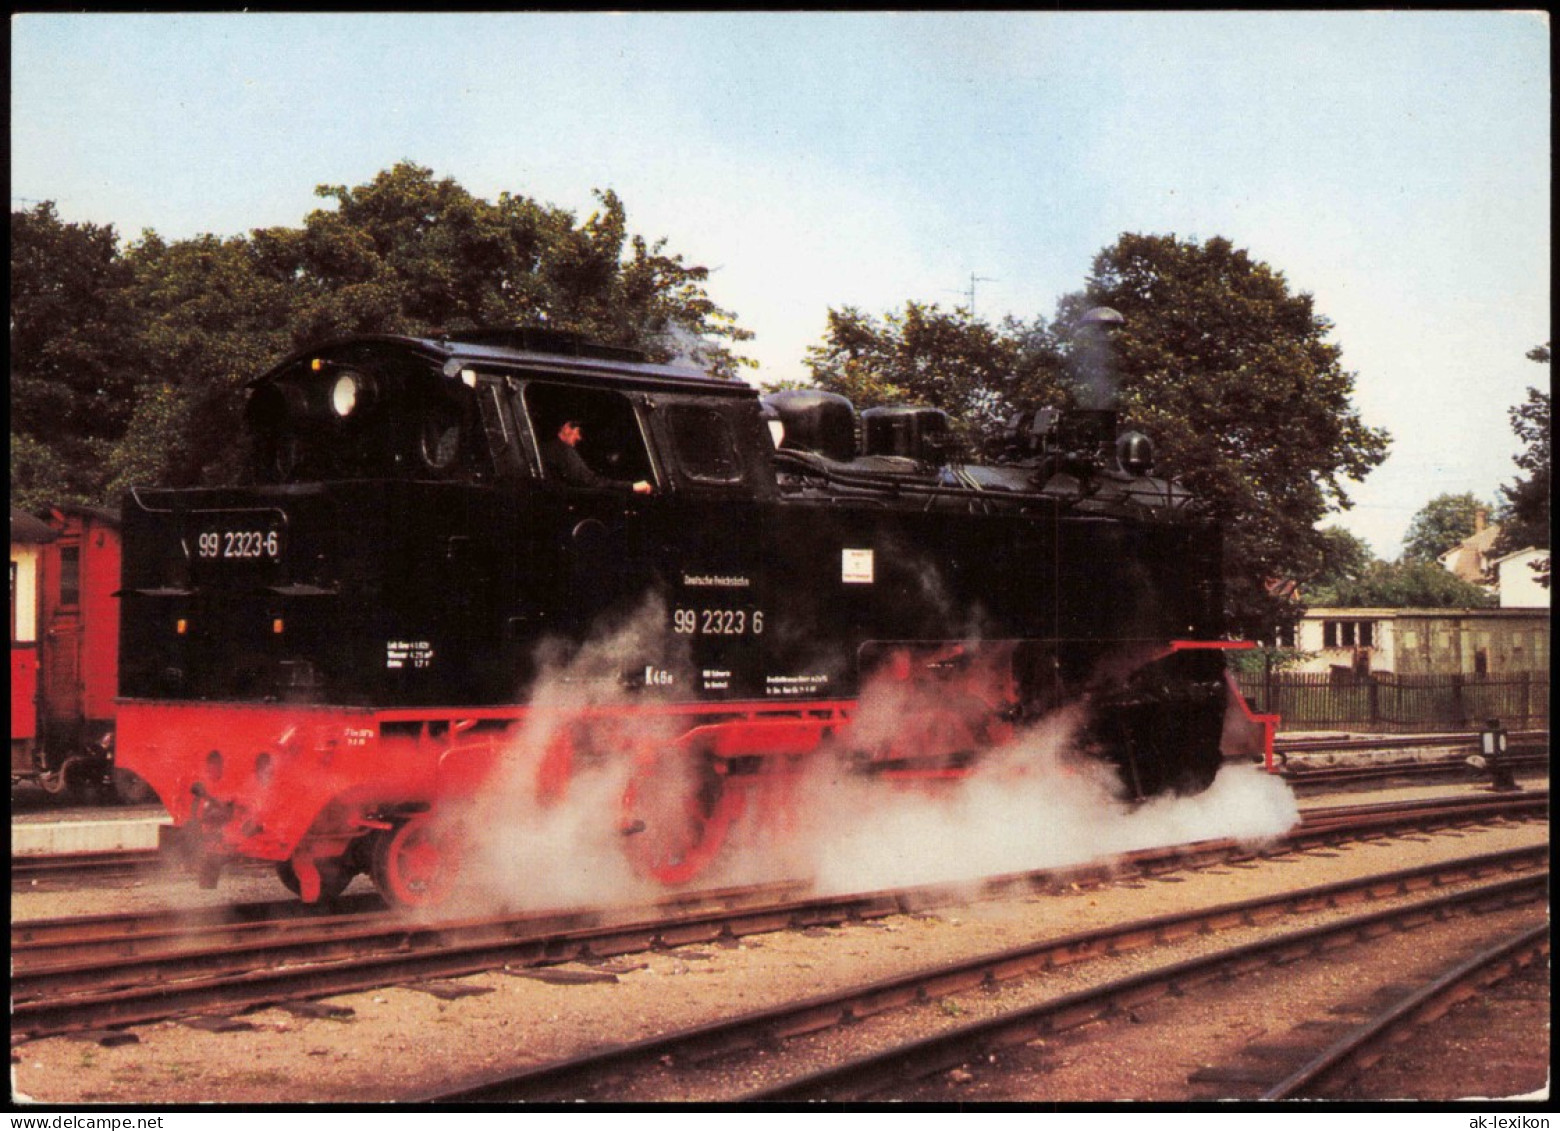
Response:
432,602,1298,914
744,707,1298,896
440,599,690,916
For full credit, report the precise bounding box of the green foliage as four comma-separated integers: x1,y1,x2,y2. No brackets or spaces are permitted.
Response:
1492,347,1550,585
10,163,754,502
10,204,139,507
1401,492,1494,564
10,431,86,514
107,231,298,495
803,303,1047,445
1225,645,1316,676
1305,522,1499,609
1310,526,1376,590
1063,234,1391,638
257,166,753,377
1309,558,1497,609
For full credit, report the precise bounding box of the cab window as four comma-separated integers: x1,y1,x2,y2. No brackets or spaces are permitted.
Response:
667,404,743,484
523,383,654,487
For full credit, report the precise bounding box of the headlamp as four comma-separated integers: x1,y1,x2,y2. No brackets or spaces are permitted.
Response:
331,371,366,418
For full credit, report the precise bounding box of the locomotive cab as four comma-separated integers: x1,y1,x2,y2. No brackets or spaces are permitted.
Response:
245,347,494,486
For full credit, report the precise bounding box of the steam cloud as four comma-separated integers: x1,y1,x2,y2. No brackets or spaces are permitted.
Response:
435,607,1297,915
441,598,693,916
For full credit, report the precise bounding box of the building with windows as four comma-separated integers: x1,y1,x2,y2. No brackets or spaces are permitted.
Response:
1290,606,1548,677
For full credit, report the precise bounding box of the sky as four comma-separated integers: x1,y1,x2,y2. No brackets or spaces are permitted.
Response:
10,11,1551,558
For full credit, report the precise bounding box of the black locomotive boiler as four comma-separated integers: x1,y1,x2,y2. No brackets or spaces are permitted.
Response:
117,319,1272,905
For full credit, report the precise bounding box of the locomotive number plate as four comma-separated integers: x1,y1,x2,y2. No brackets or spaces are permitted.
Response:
195,524,284,563
672,607,765,636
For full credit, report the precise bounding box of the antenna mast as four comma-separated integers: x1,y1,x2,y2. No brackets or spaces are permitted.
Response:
965,272,997,317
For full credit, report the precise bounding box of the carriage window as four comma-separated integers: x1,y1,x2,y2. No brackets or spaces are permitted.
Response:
667,405,742,483
58,545,81,608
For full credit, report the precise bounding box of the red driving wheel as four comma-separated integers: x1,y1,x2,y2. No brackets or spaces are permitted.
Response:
620,747,743,886
370,814,460,907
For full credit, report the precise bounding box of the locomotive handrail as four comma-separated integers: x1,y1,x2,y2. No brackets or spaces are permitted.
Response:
126,486,177,513
127,487,293,521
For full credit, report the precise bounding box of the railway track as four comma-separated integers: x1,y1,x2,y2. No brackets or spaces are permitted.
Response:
418,856,1548,1102
14,787,1547,967
1257,921,1550,1100
1286,751,1548,791
12,792,1545,1047
10,850,283,887
13,790,1544,957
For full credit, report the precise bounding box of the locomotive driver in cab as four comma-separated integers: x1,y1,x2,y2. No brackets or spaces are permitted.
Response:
542,418,652,494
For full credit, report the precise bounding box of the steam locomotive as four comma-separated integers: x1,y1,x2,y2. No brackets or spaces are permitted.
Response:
117,316,1273,906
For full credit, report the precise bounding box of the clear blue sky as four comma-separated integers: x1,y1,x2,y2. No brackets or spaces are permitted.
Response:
11,11,1550,557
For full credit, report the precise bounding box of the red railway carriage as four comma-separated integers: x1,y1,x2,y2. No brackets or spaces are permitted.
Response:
118,323,1275,906
10,504,139,799
11,509,55,772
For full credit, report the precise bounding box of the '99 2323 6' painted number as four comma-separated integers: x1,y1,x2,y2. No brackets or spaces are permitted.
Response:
197,529,281,561
673,608,764,635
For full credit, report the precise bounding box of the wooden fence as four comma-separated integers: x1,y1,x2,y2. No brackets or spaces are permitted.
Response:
1234,669,1549,733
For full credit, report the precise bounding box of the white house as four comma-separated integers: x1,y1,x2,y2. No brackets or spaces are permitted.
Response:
1492,547,1551,609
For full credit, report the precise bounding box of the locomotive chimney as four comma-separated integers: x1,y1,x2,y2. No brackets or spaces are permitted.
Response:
1071,306,1125,413
1052,307,1126,468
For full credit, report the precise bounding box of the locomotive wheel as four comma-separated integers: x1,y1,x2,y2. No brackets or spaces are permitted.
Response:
275,855,354,903
620,749,743,886
110,768,158,806
60,756,109,804
370,816,460,907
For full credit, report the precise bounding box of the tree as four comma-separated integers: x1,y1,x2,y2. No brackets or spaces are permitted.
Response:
11,163,756,499
252,164,753,377
1306,526,1376,600
102,230,299,496
1400,492,1495,564
1057,234,1390,638
803,303,1039,444
9,204,138,509
802,234,1391,639
1492,345,1550,586
1305,523,1503,608
1311,559,1496,609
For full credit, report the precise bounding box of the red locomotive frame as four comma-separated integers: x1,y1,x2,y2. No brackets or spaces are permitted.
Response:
134,637,1276,905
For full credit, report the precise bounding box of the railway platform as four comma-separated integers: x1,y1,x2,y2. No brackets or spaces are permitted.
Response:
10,788,169,856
